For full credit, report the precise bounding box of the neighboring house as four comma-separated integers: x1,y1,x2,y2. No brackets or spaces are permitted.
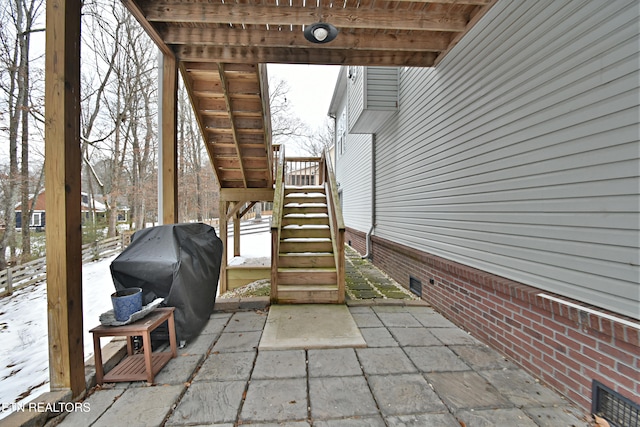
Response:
15,191,108,230
330,0,638,414
287,163,320,186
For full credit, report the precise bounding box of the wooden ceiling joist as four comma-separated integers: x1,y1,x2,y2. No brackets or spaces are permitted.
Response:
122,0,495,191
177,46,439,67
145,3,468,32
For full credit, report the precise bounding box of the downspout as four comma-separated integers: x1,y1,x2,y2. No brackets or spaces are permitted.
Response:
362,133,376,259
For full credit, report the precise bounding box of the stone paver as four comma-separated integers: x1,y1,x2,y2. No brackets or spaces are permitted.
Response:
65,254,592,427
252,349,306,379
524,406,591,427
92,385,184,427
389,327,441,346
224,310,267,332
178,331,217,355
194,351,256,382
429,327,479,345
351,312,384,328
368,373,447,415
480,368,568,407
58,389,124,426
404,346,471,372
426,371,512,411
385,413,460,426
211,330,261,352
309,376,379,419
315,417,385,427
308,348,362,377
154,354,203,384
240,378,308,423
456,408,539,427
410,311,456,328
359,326,399,347
356,347,418,375
450,344,515,370
169,381,245,425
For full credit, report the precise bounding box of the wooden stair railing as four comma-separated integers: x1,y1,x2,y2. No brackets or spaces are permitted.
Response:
270,149,345,304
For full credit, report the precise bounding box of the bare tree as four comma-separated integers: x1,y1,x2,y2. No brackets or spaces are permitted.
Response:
80,0,122,238
81,0,158,234
177,82,219,222
0,0,45,267
297,118,334,157
269,77,310,144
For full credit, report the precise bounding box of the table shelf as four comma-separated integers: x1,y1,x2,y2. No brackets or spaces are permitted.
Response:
103,353,173,383
91,307,177,385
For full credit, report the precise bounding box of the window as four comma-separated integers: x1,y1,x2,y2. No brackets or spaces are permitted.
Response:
30,212,42,227
337,110,347,155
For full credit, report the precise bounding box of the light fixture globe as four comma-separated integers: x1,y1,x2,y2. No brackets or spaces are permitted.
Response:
304,22,338,44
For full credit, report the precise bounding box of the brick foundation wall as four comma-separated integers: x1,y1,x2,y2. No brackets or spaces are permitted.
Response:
369,234,640,412
345,227,367,255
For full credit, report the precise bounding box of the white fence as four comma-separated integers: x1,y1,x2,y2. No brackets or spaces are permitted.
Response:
0,235,126,297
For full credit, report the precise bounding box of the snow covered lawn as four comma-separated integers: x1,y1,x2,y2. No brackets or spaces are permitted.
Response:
0,255,117,419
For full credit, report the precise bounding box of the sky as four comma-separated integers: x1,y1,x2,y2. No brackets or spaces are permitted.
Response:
267,64,342,131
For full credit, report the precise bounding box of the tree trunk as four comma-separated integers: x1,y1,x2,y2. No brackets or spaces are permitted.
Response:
20,3,33,261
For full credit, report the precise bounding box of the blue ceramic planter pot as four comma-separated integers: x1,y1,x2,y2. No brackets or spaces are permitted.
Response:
111,288,143,322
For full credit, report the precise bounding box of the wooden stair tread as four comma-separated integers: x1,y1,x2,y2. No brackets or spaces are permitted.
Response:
277,284,338,290
278,267,336,273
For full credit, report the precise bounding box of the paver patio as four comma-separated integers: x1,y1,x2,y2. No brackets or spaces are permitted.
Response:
56,302,592,427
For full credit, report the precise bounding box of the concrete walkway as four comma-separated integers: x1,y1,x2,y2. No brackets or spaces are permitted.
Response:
57,302,592,427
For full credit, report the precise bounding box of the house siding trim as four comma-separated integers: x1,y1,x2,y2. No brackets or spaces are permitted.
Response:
367,234,640,412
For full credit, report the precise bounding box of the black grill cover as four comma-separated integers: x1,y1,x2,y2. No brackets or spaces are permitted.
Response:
110,223,223,342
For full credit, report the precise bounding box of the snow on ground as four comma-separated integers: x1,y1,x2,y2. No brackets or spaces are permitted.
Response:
0,226,270,419
0,254,118,419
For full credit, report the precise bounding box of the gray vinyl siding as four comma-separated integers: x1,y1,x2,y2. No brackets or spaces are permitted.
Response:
347,67,365,133
374,0,640,318
334,95,374,232
365,67,398,110
348,67,398,133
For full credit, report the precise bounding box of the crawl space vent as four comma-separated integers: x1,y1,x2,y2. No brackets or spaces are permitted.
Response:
409,276,422,297
592,380,639,427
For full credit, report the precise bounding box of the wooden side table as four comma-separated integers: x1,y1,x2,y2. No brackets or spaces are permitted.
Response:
90,307,177,384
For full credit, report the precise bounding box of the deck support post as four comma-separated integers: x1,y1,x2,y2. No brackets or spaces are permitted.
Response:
233,211,241,257
44,0,85,396
158,53,178,224
219,200,229,294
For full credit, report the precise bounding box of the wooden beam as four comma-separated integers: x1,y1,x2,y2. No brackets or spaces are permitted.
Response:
226,200,247,220
219,200,228,294
121,0,174,57
434,0,499,66
233,213,240,257
44,0,85,397
162,27,451,53
218,63,248,188
176,46,437,66
258,64,273,187
159,53,178,224
220,188,274,202
142,3,468,32
239,201,258,219
378,0,490,3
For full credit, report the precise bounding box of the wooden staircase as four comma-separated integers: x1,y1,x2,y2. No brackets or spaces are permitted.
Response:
271,153,345,304
277,186,338,303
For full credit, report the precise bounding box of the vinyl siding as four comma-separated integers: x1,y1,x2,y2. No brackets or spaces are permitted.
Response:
335,94,374,232
374,0,640,318
347,67,364,133
365,67,398,110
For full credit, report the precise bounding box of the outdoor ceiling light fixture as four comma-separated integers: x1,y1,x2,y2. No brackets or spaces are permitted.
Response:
304,22,339,44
